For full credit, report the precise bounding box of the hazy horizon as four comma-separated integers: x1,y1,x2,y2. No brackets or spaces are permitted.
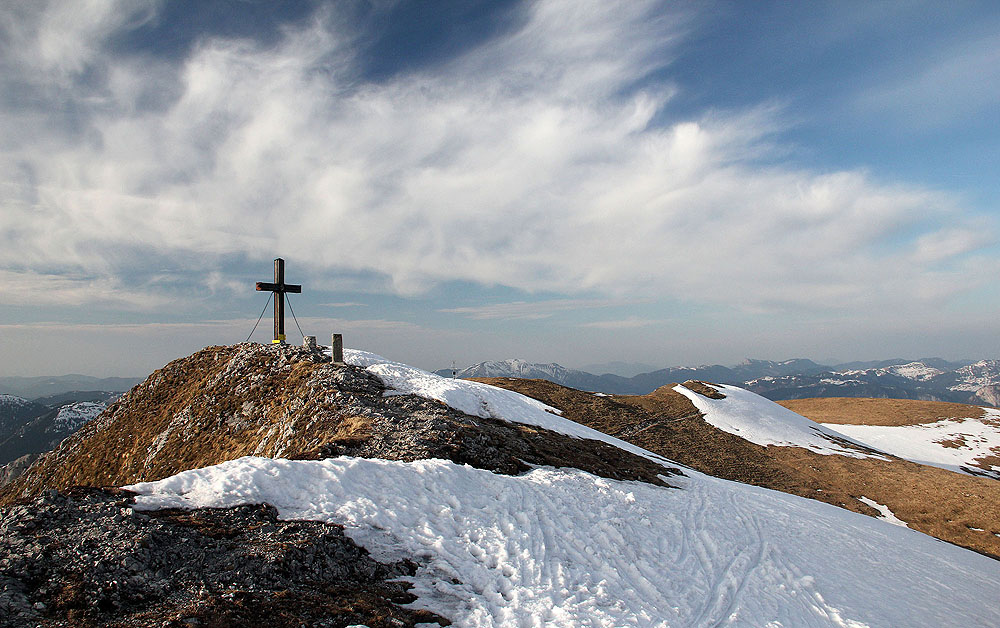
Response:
0,348,985,381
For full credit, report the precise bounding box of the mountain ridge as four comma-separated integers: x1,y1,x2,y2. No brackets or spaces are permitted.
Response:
442,357,1000,404
0,375,142,400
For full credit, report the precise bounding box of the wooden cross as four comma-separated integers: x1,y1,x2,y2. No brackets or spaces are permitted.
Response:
255,258,301,344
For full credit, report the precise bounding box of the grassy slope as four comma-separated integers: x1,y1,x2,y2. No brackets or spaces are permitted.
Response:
778,397,984,426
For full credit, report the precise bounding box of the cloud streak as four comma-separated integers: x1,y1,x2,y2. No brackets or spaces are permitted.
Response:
0,0,993,321
439,299,629,320
579,317,662,330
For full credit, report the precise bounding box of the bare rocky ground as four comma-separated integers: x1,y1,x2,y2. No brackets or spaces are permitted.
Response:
0,453,38,488
0,486,447,628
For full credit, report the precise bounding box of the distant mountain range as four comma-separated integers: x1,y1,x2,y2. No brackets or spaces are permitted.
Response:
434,357,999,405
0,374,141,399
0,391,119,469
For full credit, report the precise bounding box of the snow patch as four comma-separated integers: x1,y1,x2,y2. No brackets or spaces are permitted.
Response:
819,378,862,386
674,383,883,458
128,456,1000,628
857,497,908,528
821,409,1000,479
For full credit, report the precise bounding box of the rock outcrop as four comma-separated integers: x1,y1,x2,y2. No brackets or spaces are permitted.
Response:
0,486,445,628
2,343,676,505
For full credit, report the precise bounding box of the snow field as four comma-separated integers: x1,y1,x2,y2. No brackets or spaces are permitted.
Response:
128,456,1000,628
673,384,884,458
342,349,676,468
823,409,1000,478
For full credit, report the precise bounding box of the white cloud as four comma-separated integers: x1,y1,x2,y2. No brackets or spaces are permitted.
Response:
439,299,628,320
0,1,159,80
0,316,458,376
579,317,661,329
0,0,993,320
0,269,171,309
913,228,994,264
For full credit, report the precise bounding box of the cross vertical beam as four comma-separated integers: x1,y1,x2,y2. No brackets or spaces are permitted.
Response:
255,258,302,344
273,258,284,343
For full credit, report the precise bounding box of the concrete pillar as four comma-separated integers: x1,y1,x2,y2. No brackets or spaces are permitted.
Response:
331,333,344,364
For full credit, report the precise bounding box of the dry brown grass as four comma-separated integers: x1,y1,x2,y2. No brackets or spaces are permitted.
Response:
478,378,1000,559
680,381,726,399
0,346,354,500
2,345,679,507
778,397,984,426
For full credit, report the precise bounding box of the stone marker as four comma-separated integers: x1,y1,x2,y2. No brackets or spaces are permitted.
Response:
331,333,344,365
303,336,317,351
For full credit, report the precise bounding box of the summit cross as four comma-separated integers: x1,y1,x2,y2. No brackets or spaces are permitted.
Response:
255,258,301,344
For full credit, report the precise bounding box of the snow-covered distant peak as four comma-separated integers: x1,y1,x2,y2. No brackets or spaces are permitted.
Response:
343,350,674,469
882,362,944,381
0,394,31,408
950,360,1000,392
452,359,579,381
50,401,108,434
674,383,884,458
967,359,1000,369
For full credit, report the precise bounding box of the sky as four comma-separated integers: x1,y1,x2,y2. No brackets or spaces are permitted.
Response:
1,0,1000,377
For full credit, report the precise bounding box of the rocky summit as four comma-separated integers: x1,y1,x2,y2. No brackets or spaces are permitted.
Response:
1,343,674,506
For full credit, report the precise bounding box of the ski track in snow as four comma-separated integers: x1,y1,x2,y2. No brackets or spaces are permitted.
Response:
129,457,1000,628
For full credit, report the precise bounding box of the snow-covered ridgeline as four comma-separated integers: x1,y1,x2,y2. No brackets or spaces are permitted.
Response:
455,359,576,380
0,394,31,410
342,349,676,469
50,401,107,433
883,362,944,381
838,362,945,382
819,377,863,386
950,360,1000,392
823,409,1000,479
673,383,885,458
128,456,1000,628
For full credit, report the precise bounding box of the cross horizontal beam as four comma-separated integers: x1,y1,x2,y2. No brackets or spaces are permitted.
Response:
256,282,301,293
255,258,302,344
